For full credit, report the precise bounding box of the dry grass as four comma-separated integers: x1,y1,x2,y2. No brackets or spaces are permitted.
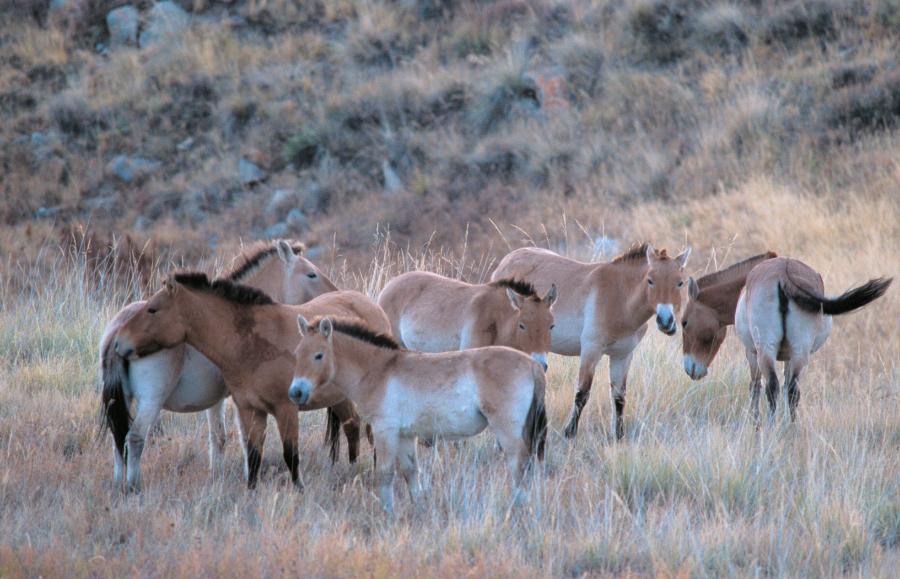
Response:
1,184,897,576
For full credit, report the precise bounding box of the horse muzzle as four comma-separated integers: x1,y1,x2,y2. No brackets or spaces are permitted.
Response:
114,337,136,360
656,304,677,335
530,352,549,372
288,378,312,406
683,355,708,380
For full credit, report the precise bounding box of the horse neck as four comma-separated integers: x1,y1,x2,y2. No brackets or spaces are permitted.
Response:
699,277,748,325
607,262,656,324
330,335,396,410
175,290,251,371
235,257,285,301
316,266,339,293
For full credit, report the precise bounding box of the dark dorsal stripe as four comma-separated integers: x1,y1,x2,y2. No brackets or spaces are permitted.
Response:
226,241,306,282
610,242,655,264
309,318,401,350
697,252,777,289
173,271,275,305
490,278,537,298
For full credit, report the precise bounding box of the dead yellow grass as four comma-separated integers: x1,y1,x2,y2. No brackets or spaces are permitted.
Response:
1,184,897,576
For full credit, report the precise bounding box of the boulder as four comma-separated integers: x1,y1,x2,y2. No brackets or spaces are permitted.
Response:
107,5,139,48
106,155,161,183
140,1,190,49
239,158,267,186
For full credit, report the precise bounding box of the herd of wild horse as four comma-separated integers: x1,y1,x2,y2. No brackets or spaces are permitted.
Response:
101,240,891,512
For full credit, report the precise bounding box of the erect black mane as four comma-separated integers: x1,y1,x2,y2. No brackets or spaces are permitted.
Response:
226,240,305,282
697,251,777,289
173,271,276,306
610,242,654,264
490,278,537,298
310,319,401,350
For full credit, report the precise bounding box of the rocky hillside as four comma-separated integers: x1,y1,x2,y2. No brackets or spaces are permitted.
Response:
2,0,899,261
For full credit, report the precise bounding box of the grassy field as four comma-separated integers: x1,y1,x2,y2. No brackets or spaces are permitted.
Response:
1,185,897,576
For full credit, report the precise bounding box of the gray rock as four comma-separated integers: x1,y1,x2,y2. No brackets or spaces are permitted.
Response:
107,5,139,48
382,160,403,193
140,1,190,49
267,189,294,215
176,137,195,151
35,206,60,219
264,223,290,239
286,208,308,230
106,155,161,183
239,158,266,186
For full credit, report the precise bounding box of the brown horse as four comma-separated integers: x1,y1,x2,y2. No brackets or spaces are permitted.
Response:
113,272,391,489
735,258,891,424
681,252,778,380
99,240,341,492
288,316,547,515
377,272,557,369
491,243,691,440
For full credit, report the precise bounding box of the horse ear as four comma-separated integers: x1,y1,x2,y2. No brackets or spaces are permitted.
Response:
297,315,310,335
645,244,656,264
506,288,523,311
676,247,692,268
164,277,177,295
688,277,700,301
543,283,558,307
276,240,295,263
318,317,333,340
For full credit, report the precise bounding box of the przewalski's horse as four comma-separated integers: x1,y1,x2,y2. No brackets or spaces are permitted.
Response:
111,272,391,490
99,240,339,491
377,272,557,369
735,257,891,424
491,243,691,440
681,252,779,380
288,317,548,514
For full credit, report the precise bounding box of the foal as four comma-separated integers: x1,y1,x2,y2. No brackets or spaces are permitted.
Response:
377,272,557,369
492,244,690,440
113,273,391,489
99,240,340,491
288,317,548,514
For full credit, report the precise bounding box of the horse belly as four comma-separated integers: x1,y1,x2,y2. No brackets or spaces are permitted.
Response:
399,318,460,353
407,401,487,439
163,347,228,413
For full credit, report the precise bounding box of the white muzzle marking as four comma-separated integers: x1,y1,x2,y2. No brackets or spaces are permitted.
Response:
531,352,549,372
288,377,313,405
656,303,676,335
683,355,708,380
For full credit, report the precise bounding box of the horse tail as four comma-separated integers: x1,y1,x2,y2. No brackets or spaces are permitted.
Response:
523,363,548,461
99,334,131,459
783,276,892,316
325,407,342,464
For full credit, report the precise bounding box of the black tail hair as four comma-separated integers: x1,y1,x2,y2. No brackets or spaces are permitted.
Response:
99,338,131,458
523,365,548,461
325,407,342,464
785,277,892,316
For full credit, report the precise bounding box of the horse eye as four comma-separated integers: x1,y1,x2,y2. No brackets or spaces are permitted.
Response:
314,352,324,361
677,280,684,287
549,324,555,330
306,273,318,279
682,320,688,328
518,323,526,331
647,279,654,287
148,308,157,314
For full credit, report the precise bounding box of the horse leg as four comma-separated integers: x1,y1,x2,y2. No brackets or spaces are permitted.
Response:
609,351,635,442
373,430,399,515
745,348,762,430
112,440,125,486
235,402,268,489
332,400,362,464
206,398,227,476
784,355,807,422
125,398,163,493
757,351,779,423
397,437,423,510
274,404,302,490
563,349,602,439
